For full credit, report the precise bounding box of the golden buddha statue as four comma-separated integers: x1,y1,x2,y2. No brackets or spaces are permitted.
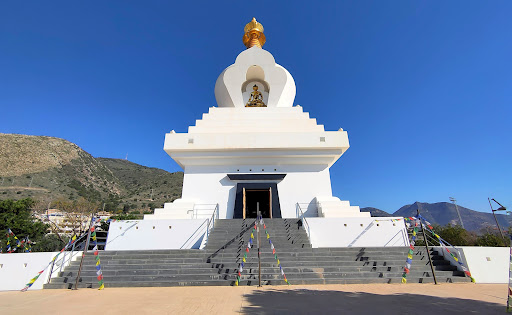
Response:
245,84,266,107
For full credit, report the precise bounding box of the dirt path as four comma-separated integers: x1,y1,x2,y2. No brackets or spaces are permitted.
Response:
0,283,506,314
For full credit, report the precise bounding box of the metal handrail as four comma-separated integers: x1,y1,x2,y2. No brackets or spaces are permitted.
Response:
181,204,219,249
204,204,219,248
47,219,140,285
180,219,209,249
295,203,311,239
46,231,90,283
188,204,219,219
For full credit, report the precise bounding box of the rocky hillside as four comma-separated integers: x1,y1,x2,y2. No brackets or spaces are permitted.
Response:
97,158,183,210
0,133,182,211
393,201,512,232
364,202,511,232
360,207,393,217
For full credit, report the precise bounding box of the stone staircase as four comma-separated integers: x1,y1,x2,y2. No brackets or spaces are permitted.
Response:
44,219,471,289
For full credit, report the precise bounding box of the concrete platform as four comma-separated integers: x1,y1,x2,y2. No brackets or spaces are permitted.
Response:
0,283,506,314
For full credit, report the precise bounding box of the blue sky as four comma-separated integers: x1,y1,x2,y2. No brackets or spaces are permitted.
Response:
1,1,510,213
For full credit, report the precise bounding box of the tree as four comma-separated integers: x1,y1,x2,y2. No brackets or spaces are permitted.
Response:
100,213,139,231
434,224,476,246
31,234,68,252
54,197,98,235
0,198,48,252
475,232,509,247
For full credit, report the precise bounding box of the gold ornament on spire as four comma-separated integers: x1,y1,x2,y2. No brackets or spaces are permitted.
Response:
243,17,266,49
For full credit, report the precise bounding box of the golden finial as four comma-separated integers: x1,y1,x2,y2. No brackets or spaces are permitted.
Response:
243,17,266,49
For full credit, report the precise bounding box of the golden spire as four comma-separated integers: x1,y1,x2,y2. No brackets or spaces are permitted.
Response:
243,17,266,49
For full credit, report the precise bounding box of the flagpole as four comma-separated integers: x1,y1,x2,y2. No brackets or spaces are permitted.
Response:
257,202,261,287
418,209,438,284
74,214,94,290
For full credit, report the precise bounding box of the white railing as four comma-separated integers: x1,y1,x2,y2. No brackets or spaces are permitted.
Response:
204,204,219,248
181,204,219,249
295,203,311,239
46,231,90,283
187,204,219,219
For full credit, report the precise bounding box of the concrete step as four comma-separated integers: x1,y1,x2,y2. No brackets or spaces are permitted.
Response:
44,218,470,289
44,274,470,289
50,268,466,284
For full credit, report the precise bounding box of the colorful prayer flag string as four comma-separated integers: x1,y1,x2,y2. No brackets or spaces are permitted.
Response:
401,221,419,284
24,236,32,253
4,229,28,254
90,226,104,290
6,229,12,253
234,221,257,286
374,218,404,223
260,217,291,285
415,214,475,283
21,234,78,291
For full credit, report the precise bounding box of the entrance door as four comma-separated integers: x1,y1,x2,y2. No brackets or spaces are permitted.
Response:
243,188,272,218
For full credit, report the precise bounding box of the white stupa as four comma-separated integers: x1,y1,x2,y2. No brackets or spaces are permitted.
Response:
145,18,369,221
107,19,407,250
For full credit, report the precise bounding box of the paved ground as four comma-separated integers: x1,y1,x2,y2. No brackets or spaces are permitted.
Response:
0,283,507,314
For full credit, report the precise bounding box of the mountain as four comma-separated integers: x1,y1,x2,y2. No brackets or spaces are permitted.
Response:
0,133,183,211
393,201,512,232
360,207,393,217
1,134,507,230
96,158,182,209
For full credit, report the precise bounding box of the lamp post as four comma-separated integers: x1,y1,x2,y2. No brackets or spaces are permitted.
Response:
488,198,508,242
450,197,465,229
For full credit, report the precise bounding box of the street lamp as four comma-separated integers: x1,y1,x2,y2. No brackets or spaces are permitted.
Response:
488,198,508,242
450,197,465,229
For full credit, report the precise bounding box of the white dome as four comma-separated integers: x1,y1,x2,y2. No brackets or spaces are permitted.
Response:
214,47,296,108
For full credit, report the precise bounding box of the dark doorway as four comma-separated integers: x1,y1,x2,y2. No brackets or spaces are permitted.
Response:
244,189,271,218
233,182,282,219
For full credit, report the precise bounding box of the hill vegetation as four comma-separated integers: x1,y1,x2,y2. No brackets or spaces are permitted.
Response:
0,133,183,213
1,133,508,236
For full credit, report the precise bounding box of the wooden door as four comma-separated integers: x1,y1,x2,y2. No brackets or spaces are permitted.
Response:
269,187,272,218
243,187,246,219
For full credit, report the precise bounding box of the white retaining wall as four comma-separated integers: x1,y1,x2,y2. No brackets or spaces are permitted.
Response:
307,217,409,248
105,219,208,250
435,246,510,284
0,252,62,291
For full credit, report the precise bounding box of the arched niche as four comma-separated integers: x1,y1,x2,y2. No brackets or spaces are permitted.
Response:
242,65,270,106
214,48,296,107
